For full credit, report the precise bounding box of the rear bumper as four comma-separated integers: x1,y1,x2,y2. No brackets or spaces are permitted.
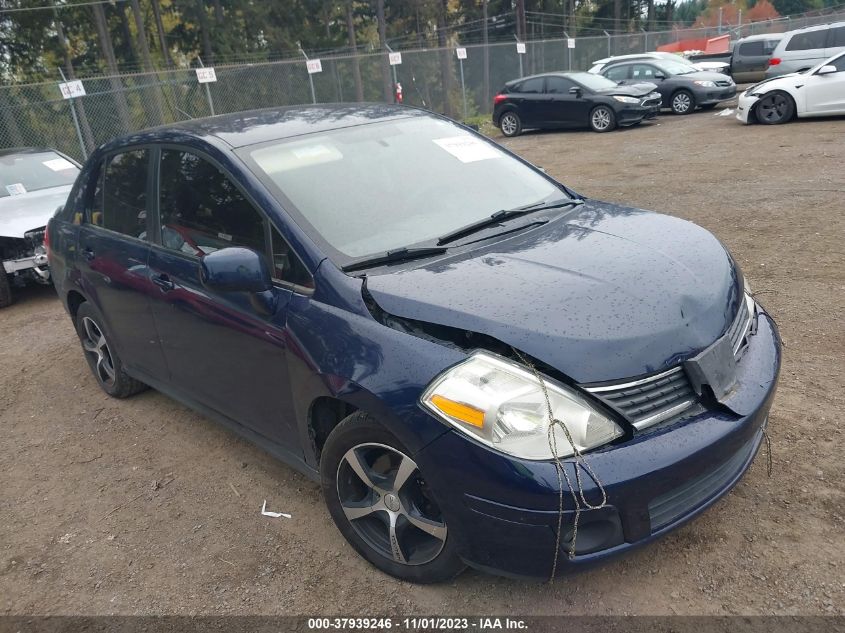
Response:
415,312,781,579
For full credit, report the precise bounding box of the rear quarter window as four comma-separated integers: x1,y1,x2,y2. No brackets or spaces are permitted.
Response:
785,29,828,51
831,26,845,48
514,77,545,93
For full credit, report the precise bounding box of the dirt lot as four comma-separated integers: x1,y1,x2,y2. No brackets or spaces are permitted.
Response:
1,107,843,617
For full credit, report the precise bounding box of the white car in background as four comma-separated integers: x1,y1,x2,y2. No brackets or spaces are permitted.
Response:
588,52,730,75
736,50,845,124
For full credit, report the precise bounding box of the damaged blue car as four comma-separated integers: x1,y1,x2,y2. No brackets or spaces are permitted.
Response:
48,105,780,583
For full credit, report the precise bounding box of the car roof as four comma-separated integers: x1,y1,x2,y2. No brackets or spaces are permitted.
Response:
506,71,593,84
133,104,430,149
593,52,671,64
782,19,844,35
737,33,783,42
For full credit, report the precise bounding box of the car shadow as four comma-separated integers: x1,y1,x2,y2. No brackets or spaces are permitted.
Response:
4,282,58,310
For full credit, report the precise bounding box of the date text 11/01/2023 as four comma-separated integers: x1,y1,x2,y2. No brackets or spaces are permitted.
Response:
307,617,528,630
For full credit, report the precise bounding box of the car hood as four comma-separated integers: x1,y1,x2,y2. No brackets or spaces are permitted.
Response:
595,82,658,97
0,185,71,238
366,201,741,383
745,72,800,94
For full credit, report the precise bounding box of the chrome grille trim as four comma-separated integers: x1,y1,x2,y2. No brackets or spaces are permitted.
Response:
728,294,756,356
582,366,697,431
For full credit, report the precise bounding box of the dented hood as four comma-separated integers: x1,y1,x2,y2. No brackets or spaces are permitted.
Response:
0,185,71,239
366,201,742,383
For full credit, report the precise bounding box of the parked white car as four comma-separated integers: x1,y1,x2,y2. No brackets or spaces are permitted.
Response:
736,50,845,124
588,52,730,75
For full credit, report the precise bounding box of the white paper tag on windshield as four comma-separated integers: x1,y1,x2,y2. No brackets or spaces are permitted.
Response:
43,157,75,172
6,183,26,196
433,136,501,163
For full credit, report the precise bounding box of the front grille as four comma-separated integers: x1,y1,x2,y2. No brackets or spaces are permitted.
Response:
648,432,758,530
583,367,697,431
715,80,733,87
727,295,756,357
641,96,661,108
24,227,46,248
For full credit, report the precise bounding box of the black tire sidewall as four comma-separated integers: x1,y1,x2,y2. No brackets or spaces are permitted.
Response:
756,91,794,125
0,273,11,308
320,412,465,584
590,105,616,132
499,111,522,137
74,302,143,398
672,90,695,115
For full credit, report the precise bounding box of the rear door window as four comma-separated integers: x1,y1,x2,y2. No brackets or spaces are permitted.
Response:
545,76,576,94
96,149,149,239
604,65,630,82
738,41,764,56
515,77,545,93
785,29,828,51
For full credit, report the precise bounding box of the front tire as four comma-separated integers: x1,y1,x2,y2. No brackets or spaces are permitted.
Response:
320,412,465,583
499,111,522,137
0,273,11,308
755,91,795,125
75,302,148,398
589,105,616,132
671,90,695,115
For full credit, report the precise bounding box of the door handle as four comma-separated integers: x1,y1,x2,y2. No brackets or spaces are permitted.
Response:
82,247,95,261
151,273,175,291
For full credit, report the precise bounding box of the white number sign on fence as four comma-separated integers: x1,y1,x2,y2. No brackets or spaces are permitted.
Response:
306,59,323,74
568,38,576,49
389,52,402,66
58,80,86,99
516,42,526,54
456,47,467,60
195,68,217,83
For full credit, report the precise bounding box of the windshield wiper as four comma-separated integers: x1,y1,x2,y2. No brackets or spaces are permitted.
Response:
341,246,449,273
437,198,583,245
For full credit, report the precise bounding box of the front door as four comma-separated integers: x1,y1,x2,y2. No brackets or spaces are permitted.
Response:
76,149,168,379
541,76,591,127
145,148,308,451
804,55,845,114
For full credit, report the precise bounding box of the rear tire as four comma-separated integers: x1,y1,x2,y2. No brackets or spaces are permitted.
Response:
671,90,695,115
0,273,11,308
755,91,795,125
320,411,465,583
499,111,522,137
75,302,148,398
589,105,616,132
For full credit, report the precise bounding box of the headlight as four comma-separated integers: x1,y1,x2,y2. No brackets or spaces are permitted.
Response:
421,352,624,460
693,80,716,87
612,95,640,104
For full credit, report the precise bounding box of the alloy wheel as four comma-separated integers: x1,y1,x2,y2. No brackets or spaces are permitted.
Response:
500,114,518,136
336,442,447,566
757,93,790,123
591,107,612,131
80,316,116,387
672,92,692,114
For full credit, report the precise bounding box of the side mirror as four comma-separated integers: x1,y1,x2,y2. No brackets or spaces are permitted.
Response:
817,65,837,75
200,247,272,294
569,86,582,98
654,72,666,80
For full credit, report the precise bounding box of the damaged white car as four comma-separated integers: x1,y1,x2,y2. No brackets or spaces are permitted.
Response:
1,148,79,307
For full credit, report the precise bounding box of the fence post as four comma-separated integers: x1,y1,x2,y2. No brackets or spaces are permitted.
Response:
456,48,467,120
197,57,216,116
298,46,317,105
58,68,88,161
604,31,611,57
641,28,648,53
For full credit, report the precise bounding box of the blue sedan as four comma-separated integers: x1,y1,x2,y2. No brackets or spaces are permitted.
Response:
48,105,780,583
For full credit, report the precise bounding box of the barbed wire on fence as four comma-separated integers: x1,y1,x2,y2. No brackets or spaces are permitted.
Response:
2,6,844,162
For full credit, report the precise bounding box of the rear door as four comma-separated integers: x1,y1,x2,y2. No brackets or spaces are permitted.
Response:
76,149,168,379
508,77,546,126
146,146,307,450
804,54,845,114
541,76,591,127
630,63,669,101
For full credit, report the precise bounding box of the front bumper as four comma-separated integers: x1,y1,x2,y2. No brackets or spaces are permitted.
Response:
735,92,760,124
697,86,737,105
616,102,661,126
416,312,781,579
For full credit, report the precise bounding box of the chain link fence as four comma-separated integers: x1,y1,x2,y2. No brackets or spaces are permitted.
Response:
2,9,844,162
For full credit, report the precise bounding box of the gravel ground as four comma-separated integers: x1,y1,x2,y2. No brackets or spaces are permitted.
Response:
1,106,843,617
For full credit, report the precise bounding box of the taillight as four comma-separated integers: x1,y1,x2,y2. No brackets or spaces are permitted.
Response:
43,219,51,262
493,94,507,104
768,58,781,66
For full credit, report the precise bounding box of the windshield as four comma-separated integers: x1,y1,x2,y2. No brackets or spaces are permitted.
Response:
572,73,620,91
655,60,698,76
242,117,563,260
0,151,78,198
